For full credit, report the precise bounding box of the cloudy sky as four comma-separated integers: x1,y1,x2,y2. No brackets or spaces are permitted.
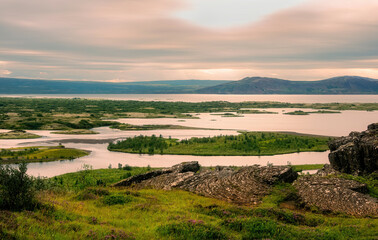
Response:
0,0,378,81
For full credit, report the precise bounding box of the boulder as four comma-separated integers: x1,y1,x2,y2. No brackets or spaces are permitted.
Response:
294,175,377,217
328,123,378,175
113,162,298,205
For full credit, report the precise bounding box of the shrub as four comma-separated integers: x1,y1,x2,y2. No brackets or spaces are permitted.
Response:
102,194,133,206
157,221,227,240
0,162,38,210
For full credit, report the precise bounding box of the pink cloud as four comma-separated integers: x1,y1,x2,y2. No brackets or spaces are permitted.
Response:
0,0,377,80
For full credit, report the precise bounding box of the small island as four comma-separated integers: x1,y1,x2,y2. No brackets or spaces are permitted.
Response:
210,113,244,117
108,132,331,156
0,130,41,139
284,110,341,115
0,145,90,164
51,129,99,135
111,123,208,131
237,109,278,114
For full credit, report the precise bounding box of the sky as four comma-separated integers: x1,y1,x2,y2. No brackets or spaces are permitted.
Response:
0,0,378,82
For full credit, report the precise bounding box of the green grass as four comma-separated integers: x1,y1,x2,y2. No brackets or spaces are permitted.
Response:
291,164,325,172
0,167,377,239
0,146,89,164
108,132,332,156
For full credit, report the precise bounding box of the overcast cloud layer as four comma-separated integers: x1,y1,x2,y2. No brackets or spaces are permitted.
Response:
0,0,377,81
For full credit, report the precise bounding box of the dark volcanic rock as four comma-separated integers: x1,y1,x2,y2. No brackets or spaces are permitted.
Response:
294,176,378,217
316,164,339,177
112,161,200,187
328,123,378,175
113,162,298,205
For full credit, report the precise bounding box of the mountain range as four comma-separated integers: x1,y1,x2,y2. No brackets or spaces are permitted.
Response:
0,76,377,94
197,76,378,94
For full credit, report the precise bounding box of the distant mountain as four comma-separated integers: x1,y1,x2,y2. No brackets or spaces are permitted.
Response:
196,76,378,94
1,76,377,94
0,78,231,94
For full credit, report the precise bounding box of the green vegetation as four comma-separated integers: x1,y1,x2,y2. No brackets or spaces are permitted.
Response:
0,146,89,164
291,164,325,172
284,110,341,115
210,113,243,117
237,109,278,114
51,129,99,134
0,98,376,130
336,173,378,198
0,165,377,239
108,132,331,156
0,162,40,211
0,130,41,139
111,123,205,131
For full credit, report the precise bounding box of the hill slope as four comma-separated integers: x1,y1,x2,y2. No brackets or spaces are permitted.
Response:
196,76,378,94
0,78,230,94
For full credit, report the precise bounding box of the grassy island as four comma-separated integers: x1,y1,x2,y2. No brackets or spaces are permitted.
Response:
0,130,41,139
237,109,278,114
284,110,341,115
111,123,207,131
52,129,99,134
0,166,376,239
0,146,90,164
108,132,331,156
210,112,243,117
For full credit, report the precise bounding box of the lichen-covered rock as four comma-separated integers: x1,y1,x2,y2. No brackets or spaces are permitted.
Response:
294,175,378,217
316,164,339,177
113,162,298,205
328,123,378,175
112,161,199,187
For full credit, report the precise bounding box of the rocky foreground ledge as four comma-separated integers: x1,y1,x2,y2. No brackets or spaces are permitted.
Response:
113,161,377,216
113,161,298,205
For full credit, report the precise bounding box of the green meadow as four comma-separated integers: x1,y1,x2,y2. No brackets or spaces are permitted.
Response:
0,165,377,240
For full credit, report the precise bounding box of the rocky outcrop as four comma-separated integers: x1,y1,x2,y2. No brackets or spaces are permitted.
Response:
113,161,200,187
316,164,339,177
113,162,298,205
328,123,378,175
294,175,378,217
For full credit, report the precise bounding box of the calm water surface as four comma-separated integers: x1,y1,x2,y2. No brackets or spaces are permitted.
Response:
115,108,378,136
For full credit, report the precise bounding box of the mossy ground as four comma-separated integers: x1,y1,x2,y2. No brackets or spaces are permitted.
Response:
1,166,376,239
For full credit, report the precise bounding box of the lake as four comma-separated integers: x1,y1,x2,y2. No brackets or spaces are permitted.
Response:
0,94,377,177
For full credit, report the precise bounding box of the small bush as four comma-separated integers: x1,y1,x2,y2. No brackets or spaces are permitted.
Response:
0,162,38,211
158,221,227,240
122,165,132,171
120,172,132,179
103,194,133,206
76,188,110,201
